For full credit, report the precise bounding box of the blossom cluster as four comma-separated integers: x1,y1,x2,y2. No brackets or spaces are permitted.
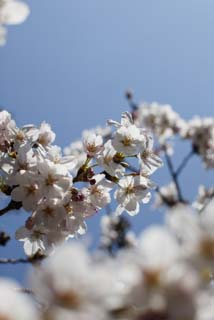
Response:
1,201,214,320
0,0,29,45
132,100,214,168
0,110,162,256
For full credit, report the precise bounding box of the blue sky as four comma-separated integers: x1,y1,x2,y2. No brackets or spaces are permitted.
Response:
0,0,214,283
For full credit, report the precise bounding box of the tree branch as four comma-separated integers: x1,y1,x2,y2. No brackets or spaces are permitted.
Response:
175,150,194,177
0,253,46,265
164,150,184,202
0,200,22,217
0,258,30,264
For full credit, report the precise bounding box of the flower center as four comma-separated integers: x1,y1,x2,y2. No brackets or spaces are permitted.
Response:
55,289,80,309
122,136,132,146
200,237,214,259
46,174,58,186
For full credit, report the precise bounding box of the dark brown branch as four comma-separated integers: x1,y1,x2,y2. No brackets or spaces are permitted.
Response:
0,200,22,217
16,288,34,295
0,252,46,265
164,150,184,202
0,231,10,246
175,150,194,177
0,258,30,264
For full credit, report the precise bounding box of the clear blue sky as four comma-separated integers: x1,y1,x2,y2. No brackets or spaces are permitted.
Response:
0,0,214,283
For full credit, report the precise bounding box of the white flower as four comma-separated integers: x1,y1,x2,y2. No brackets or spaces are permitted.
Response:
196,291,214,320
167,201,214,274
0,0,30,25
63,140,87,175
83,133,103,157
30,244,112,319
32,198,67,229
65,213,87,237
138,226,180,270
0,110,16,145
0,279,38,320
138,133,163,175
37,159,71,199
5,143,37,185
114,175,154,216
83,174,112,210
11,171,42,211
47,145,77,171
112,124,145,156
109,112,145,156
181,116,214,168
193,185,214,211
15,225,49,256
82,125,111,140
37,122,56,147
97,140,125,177
155,182,178,208
0,24,6,46
136,102,185,142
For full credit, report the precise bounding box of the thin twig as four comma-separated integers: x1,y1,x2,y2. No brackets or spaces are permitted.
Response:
16,288,34,295
0,253,46,265
164,150,183,202
0,258,30,264
175,150,194,177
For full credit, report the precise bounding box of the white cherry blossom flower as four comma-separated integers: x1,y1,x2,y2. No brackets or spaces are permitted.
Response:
0,0,30,45
32,198,67,228
11,171,42,211
136,102,185,142
83,133,103,157
37,121,56,147
0,110,16,145
83,174,112,210
109,113,145,156
15,225,49,256
181,116,214,168
138,133,163,175
193,185,214,211
155,182,178,208
63,140,87,175
37,159,71,199
0,24,6,45
167,201,214,274
31,244,112,319
0,279,38,320
114,175,154,216
97,140,125,177
0,0,29,25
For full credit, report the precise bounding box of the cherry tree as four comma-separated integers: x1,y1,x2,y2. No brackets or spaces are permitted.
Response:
0,3,214,320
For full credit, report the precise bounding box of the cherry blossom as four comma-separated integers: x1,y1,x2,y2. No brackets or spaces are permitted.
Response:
0,0,30,45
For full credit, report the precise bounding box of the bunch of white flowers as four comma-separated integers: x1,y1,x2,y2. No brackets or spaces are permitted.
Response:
0,110,162,256
0,0,29,45
131,99,214,169
134,102,185,143
0,279,38,320
0,200,207,320
181,117,214,168
193,185,214,212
